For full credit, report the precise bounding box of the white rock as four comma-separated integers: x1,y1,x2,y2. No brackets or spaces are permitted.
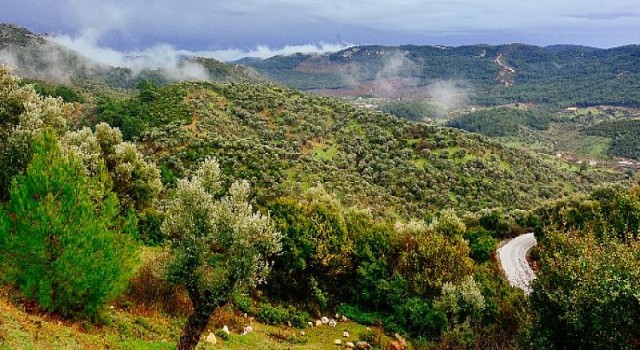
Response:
343,331,350,338
205,332,217,345
341,315,348,322
315,319,323,327
222,325,230,334
242,325,253,335
300,331,306,336
334,339,342,345
329,319,337,327
346,342,356,349
321,316,330,324
308,321,314,327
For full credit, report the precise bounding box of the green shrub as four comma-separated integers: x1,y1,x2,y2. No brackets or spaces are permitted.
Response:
256,303,310,328
0,131,138,320
464,228,499,263
395,298,447,339
338,304,384,326
137,210,165,245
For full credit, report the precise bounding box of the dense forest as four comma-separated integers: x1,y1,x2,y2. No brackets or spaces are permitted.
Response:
0,23,638,350
243,44,640,108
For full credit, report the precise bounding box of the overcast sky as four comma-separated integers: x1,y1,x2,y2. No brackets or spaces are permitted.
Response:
2,0,640,61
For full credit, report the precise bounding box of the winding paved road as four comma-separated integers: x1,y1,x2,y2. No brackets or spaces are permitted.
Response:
497,233,537,294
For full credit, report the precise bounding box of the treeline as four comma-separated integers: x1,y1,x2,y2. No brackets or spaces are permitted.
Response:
446,107,551,137
583,119,640,160
381,100,438,121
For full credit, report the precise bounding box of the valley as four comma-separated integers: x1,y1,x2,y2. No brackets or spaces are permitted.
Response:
0,22,638,350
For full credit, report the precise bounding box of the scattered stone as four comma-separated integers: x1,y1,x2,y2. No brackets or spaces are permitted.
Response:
343,331,350,338
316,319,323,327
389,333,407,350
287,321,292,328
334,339,342,345
335,313,341,319
341,315,348,322
345,341,356,349
321,316,330,324
300,331,306,336
308,321,314,327
329,319,337,327
242,325,253,335
222,325,230,335
356,341,371,350
205,332,217,345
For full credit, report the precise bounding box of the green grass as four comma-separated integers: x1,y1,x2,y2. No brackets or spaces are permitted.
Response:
0,287,390,350
313,144,339,161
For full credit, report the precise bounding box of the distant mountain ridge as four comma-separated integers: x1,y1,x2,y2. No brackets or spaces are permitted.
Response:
0,23,259,89
239,43,640,107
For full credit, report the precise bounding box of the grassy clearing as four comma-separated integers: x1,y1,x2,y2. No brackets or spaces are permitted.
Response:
0,287,390,350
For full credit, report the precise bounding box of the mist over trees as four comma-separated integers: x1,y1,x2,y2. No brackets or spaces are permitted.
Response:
0,28,638,349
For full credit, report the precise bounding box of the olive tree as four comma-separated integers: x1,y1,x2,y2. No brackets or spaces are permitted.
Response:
64,123,162,212
0,65,70,198
161,158,281,350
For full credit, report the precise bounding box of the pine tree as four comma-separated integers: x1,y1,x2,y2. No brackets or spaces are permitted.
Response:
0,130,137,319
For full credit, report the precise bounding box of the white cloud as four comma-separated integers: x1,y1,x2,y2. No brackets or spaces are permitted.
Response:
52,29,350,65
184,42,352,62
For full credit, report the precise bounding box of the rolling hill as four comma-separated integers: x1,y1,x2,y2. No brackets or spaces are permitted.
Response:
240,44,640,107
94,80,595,219
0,23,259,90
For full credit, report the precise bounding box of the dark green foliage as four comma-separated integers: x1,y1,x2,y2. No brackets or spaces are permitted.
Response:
95,81,190,140
131,81,583,219
266,196,352,309
533,185,640,242
0,130,137,320
396,298,448,339
0,133,32,200
447,107,551,137
244,44,640,107
381,101,437,121
350,221,396,308
137,210,165,245
255,303,310,328
464,228,499,262
29,81,85,103
583,119,640,159
530,229,640,349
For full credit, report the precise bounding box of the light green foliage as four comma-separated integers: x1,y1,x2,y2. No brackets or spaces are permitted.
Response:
64,123,162,212
162,157,281,291
435,276,485,327
534,185,640,241
0,130,137,320
395,216,474,297
131,81,584,220
429,208,467,237
531,229,640,349
161,157,281,349
0,65,70,198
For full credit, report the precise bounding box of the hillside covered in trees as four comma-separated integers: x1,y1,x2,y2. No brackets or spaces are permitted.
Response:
242,44,640,107
0,22,638,350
